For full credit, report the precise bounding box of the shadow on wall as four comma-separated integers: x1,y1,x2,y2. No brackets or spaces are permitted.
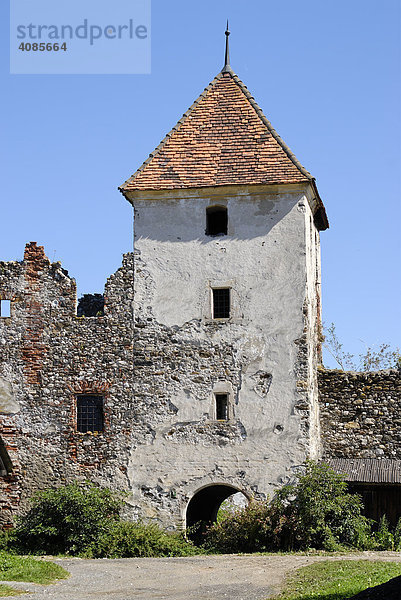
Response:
134,194,304,243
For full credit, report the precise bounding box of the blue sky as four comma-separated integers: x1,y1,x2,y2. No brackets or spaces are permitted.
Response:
1,0,400,367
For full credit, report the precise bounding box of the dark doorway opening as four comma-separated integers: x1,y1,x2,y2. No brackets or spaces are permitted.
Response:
186,484,247,544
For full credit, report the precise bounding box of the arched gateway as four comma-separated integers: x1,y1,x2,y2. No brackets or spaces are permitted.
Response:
186,484,248,543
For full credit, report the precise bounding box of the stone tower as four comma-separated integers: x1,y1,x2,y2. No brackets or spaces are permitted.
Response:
119,35,329,529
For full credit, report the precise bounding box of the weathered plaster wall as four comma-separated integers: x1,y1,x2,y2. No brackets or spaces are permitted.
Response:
128,184,323,525
319,368,401,458
304,204,323,459
0,243,135,527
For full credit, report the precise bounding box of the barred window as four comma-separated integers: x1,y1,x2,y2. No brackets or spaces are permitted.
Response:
76,395,103,433
215,394,229,421
212,288,230,319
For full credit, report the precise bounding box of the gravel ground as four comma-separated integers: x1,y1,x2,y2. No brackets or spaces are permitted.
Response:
2,551,401,600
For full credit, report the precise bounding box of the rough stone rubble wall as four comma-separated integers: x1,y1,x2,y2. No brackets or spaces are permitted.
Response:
0,243,135,527
318,368,401,459
130,312,247,525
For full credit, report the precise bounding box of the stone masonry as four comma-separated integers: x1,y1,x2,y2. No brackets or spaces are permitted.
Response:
318,368,401,459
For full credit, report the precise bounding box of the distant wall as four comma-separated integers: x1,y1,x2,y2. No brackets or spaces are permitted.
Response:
318,368,401,459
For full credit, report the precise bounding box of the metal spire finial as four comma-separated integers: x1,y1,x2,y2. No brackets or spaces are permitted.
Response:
223,20,230,71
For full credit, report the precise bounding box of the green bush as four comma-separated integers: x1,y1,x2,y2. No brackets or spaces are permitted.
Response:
10,483,198,558
374,515,399,550
204,499,277,553
273,461,372,550
393,518,401,551
0,529,17,553
14,482,122,555
204,461,373,552
91,520,199,558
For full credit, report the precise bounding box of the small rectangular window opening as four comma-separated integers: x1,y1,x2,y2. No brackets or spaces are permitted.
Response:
215,394,229,421
0,300,11,318
206,206,228,236
212,288,230,319
77,395,104,433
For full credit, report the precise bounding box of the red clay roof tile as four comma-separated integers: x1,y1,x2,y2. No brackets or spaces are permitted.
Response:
120,67,328,229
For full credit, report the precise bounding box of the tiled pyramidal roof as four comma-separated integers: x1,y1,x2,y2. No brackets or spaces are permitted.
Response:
121,68,316,190
120,67,328,228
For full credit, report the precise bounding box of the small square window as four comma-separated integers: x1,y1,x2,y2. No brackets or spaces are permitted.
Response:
206,206,227,236
0,300,11,318
77,395,103,433
215,394,229,421
212,288,230,319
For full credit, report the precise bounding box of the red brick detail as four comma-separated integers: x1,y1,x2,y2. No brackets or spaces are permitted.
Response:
23,242,50,277
121,71,309,191
22,243,50,385
68,381,111,394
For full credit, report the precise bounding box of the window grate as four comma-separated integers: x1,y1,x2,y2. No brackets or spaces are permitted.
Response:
216,394,229,420
212,288,230,319
77,395,103,433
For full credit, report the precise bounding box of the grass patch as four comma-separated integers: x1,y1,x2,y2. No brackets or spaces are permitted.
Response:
0,552,69,584
0,584,24,597
273,560,401,600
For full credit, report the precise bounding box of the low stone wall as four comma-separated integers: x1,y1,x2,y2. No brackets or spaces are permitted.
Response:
318,368,401,458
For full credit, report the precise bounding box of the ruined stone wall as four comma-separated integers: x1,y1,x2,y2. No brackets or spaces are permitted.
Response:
318,368,401,459
0,243,135,527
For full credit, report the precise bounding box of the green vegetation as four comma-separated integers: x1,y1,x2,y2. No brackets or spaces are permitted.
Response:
5,465,401,558
204,462,401,553
8,482,198,558
14,483,122,555
273,560,401,600
0,551,68,584
91,520,199,558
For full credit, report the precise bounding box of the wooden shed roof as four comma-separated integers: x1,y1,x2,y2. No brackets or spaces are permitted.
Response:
326,459,401,484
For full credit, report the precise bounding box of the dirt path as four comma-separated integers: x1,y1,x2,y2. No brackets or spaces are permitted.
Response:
2,551,401,600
